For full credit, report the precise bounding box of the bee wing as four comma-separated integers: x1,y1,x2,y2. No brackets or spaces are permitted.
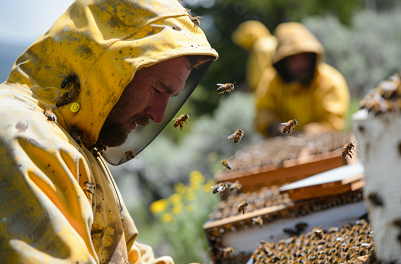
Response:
280,122,289,125
51,95,62,102
216,83,224,87
228,133,236,139
335,147,345,151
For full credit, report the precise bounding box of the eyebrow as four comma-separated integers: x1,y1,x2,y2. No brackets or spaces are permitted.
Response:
157,80,176,95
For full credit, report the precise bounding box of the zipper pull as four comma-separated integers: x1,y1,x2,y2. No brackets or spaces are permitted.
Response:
120,206,123,219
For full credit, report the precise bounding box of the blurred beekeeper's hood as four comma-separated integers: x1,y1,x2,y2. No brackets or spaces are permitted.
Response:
231,20,274,51
272,22,324,80
7,0,218,165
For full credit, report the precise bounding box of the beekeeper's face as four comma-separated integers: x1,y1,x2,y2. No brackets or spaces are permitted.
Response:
97,56,191,147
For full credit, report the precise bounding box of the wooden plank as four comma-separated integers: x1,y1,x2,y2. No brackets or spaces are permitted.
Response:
342,173,364,185
216,153,346,193
203,204,286,230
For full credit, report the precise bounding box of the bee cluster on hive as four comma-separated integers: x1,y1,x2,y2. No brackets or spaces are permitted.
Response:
247,220,375,264
359,72,401,114
206,190,363,238
225,133,352,172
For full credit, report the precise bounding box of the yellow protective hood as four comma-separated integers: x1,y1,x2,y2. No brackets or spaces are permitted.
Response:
272,22,324,65
7,0,218,149
231,20,273,51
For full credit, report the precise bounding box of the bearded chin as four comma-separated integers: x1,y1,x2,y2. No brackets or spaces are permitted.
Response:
97,119,129,147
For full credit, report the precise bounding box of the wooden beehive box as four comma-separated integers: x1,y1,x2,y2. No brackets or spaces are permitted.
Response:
215,133,356,194
204,163,366,263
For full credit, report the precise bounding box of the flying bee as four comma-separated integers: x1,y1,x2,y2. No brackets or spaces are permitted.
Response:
190,16,203,27
221,156,234,170
216,83,235,97
229,180,242,192
56,82,81,107
70,126,88,147
221,247,235,259
337,141,357,159
228,129,245,144
82,181,95,203
125,150,135,161
281,119,299,134
252,216,263,226
211,182,229,196
238,201,249,215
43,109,57,123
174,113,190,131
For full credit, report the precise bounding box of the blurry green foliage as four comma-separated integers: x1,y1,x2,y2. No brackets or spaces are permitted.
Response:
304,7,401,97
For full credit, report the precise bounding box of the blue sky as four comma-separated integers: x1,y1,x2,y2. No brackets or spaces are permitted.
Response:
0,0,74,44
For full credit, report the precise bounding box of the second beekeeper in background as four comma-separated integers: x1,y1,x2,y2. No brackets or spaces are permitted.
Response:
232,20,277,91
255,22,349,137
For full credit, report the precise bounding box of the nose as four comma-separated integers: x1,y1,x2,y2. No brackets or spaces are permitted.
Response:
144,96,169,124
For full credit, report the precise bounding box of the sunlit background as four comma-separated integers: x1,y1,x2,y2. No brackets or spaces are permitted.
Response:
1,0,401,262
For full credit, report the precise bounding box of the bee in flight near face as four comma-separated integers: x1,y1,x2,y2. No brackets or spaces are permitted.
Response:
174,113,190,131
337,141,357,159
228,129,245,144
216,82,235,97
43,109,57,123
238,201,249,215
125,150,135,161
229,180,242,192
55,75,81,107
211,182,230,196
221,156,234,170
281,119,299,134
190,16,203,27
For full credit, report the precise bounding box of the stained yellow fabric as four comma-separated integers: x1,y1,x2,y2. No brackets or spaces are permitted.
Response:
255,22,349,136
232,21,277,90
0,0,217,263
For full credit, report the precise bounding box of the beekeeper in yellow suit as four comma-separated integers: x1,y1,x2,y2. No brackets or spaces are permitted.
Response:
255,22,349,137
231,21,277,90
0,0,218,263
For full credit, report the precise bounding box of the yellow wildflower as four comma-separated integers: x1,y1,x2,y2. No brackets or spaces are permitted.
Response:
191,181,200,190
186,204,195,212
186,192,196,201
203,180,215,192
172,205,182,215
174,182,185,194
162,213,174,222
150,199,168,214
169,193,181,204
189,170,205,184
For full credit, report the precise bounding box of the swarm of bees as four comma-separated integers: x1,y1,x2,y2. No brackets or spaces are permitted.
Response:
211,180,242,196
70,126,88,147
174,113,190,131
248,220,375,264
228,129,245,144
55,74,81,107
281,118,299,134
337,141,357,160
43,109,57,123
238,201,249,215
216,83,235,97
